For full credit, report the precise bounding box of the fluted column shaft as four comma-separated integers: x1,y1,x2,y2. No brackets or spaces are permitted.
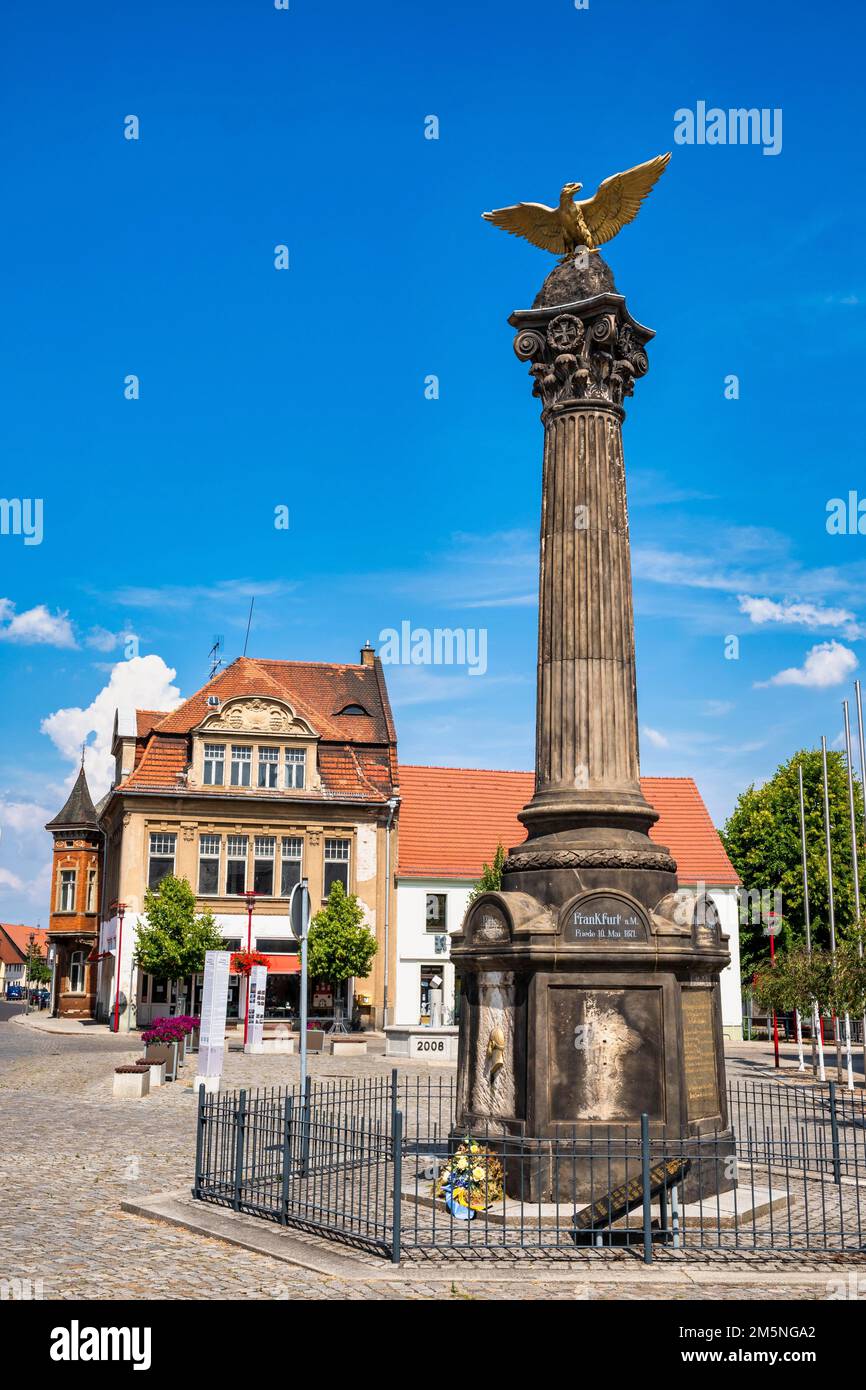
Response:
536,403,640,797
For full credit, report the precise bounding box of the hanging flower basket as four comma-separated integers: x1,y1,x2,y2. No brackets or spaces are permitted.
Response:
435,1139,504,1216
230,951,271,977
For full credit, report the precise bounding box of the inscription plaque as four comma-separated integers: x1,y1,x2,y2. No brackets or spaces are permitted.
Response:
681,989,719,1120
548,985,663,1123
563,895,648,943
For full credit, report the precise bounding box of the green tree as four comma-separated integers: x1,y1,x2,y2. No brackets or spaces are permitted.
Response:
467,843,506,905
133,874,225,985
307,879,378,985
24,934,51,987
722,748,865,985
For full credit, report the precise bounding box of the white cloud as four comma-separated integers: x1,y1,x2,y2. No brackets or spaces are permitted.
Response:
738,594,864,639
642,726,670,749
111,579,294,613
0,599,77,648
0,867,24,891
702,700,734,717
757,641,858,690
85,625,135,653
40,654,183,798
0,800,53,834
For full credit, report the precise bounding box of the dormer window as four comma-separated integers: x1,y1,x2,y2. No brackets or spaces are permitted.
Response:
258,746,279,789
285,747,306,789
203,744,225,786
337,704,368,716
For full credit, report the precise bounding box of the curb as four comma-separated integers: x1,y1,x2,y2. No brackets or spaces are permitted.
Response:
121,1189,866,1286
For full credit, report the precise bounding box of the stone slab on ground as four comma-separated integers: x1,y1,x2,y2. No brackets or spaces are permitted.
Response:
402,1172,787,1230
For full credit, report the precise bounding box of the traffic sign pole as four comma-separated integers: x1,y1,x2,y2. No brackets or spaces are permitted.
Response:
289,878,312,1107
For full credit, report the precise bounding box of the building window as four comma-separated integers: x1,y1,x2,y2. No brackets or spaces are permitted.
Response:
198,835,221,895
230,745,252,787
226,835,248,895
148,833,176,888
280,837,302,896
69,950,85,994
58,869,77,912
253,836,276,895
258,747,279,789
324,837,350,895
426,893,447,932
86,868,97,913
203,744,225,786
285,748,306,789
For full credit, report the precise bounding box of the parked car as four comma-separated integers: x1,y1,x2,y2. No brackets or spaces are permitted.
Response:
6,985,22,1000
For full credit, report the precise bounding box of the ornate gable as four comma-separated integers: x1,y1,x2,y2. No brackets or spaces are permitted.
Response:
199,696,317,738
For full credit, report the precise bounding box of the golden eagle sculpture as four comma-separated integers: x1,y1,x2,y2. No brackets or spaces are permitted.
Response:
482,153,670,255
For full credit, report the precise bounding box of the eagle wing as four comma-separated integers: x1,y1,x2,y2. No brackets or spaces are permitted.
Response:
481,201,567,254
579,153,671,246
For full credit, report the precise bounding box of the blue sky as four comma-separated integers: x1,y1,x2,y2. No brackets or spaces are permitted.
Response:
2,0,865,925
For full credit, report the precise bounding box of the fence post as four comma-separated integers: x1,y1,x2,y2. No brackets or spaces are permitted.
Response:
391,1108,403,1264
829,1080,842,1185
640,1112,653,1264
192,1083,207,1199
390,1068,399,1154
233,1089,247,1212
281,1094,294,1224
301,1073,312,1178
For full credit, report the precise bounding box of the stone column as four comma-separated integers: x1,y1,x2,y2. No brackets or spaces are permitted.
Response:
506,256,667,867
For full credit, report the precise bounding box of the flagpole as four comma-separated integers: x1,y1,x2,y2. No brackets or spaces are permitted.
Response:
856,678,866,1078
839,702,857,1090
799,761,823,1079
822,735,844,1081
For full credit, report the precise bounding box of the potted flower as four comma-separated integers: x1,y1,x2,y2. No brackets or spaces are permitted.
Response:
142,1017,186,1081
435,1139,504,1219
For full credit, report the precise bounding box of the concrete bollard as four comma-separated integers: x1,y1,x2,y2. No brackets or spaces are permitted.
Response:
113,1065,150,1099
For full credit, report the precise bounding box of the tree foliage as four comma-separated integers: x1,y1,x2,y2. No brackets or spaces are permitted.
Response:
722,747,865,984
753,933,866,1020
468,843,507,905
307,880,378,985
133,874,225,983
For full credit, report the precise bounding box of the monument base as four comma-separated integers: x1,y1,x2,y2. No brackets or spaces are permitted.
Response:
450,880,735,1204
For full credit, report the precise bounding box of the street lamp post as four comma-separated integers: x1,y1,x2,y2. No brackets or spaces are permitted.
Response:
238,890,260,1045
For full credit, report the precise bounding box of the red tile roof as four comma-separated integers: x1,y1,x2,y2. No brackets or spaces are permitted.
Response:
0,924,49,962
115,656,398,803
136,710,166,737
396,767,739,886
152,657,392,745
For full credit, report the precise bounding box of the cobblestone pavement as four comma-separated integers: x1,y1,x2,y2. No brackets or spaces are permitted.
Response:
2,1019,865,1301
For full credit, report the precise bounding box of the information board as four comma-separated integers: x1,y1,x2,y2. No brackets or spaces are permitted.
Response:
247,964,267,1050
198,950,231,1079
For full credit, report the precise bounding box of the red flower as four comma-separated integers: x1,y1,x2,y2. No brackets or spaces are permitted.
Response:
230,950,271,976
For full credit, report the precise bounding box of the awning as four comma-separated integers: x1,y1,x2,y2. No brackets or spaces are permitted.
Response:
266,955,301,974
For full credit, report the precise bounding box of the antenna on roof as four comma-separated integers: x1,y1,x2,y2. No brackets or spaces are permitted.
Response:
208,635,224,681
243,597,255,658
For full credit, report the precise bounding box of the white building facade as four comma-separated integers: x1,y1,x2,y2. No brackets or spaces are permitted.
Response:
395,767,744,1039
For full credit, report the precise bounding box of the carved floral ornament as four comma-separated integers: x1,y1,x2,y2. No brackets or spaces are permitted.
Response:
513,311,650,411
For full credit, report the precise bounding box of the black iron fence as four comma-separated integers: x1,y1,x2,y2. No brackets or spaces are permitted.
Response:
192,1073,866,1262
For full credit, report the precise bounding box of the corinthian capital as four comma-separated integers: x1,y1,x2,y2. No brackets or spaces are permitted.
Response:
510,290,653,413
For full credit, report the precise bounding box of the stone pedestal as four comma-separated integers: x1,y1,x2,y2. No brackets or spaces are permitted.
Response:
451,253,733,1202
